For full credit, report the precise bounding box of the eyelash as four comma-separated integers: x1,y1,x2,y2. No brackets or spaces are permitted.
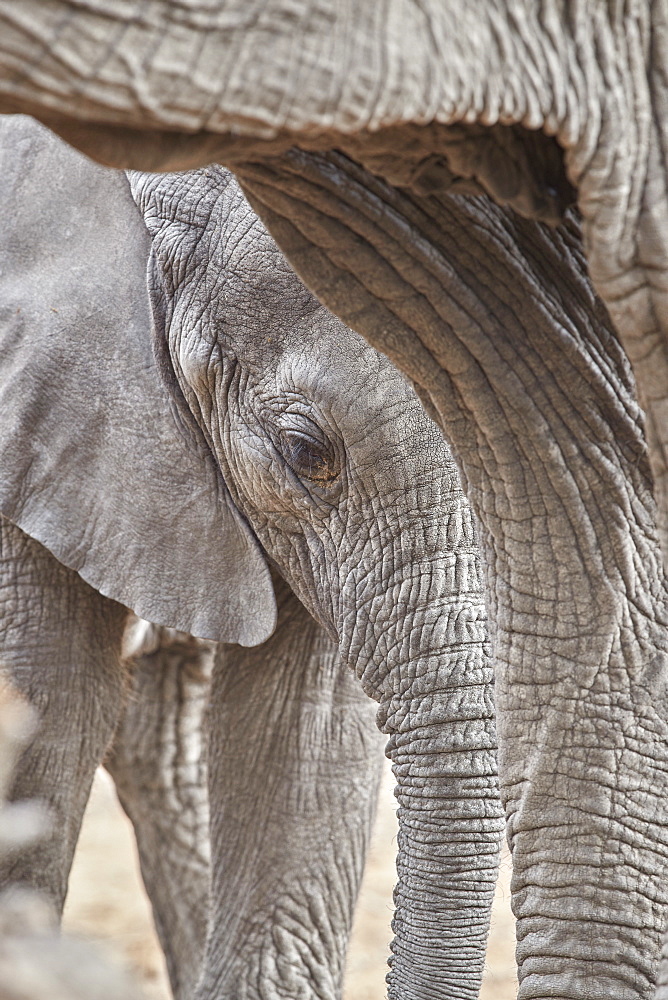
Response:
279,428,339,483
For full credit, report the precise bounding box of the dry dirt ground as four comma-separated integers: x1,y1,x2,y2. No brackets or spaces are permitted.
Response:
63,766,517,1000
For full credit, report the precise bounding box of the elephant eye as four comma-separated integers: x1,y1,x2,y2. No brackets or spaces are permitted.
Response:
279,429,339,484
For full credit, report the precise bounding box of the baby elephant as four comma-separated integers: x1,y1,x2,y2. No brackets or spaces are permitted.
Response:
0,117,500,999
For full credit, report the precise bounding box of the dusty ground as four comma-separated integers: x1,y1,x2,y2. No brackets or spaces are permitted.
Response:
63,767,517,999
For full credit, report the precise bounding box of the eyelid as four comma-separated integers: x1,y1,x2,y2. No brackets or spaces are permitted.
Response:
279,412,328,444
281,427,334,461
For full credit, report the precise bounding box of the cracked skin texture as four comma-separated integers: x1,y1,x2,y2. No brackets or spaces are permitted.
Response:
0,3,668,997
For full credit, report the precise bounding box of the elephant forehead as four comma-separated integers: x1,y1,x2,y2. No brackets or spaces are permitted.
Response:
133,165,321,339
131,164,294,287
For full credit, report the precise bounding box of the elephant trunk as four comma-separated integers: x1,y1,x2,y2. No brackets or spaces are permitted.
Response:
340,504,502,998
385,649,501,998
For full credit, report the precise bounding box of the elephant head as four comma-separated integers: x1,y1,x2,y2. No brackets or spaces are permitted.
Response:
0,116,501,998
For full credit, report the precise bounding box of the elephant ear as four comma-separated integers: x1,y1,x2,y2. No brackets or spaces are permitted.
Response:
0,116,276,645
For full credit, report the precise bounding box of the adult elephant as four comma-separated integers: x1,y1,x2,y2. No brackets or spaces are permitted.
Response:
0,6,667,1000
0,118,498,999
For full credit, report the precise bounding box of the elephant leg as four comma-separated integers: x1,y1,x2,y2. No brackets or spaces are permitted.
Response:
0,515,128,912
195,572,385,1000
104,619,213,1000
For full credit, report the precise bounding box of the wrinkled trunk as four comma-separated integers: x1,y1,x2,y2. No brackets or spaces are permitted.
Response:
374,646,500,1000
334,495,500,998
238,156,668,999
200,541,499,1000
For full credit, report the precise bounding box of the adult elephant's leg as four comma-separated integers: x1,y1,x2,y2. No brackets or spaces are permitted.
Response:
0,515,128,912
239,155,668,1000
195,572,385,1000
105,620,212,1000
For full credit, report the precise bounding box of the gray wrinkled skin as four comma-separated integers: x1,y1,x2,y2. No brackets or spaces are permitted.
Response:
0,5,667,999
107,618,214,999
0,119,499,999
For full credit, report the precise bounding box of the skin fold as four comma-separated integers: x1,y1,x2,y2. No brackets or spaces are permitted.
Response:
0,119,499,999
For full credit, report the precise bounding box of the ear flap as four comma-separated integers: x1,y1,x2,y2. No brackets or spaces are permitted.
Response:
0,116,276,645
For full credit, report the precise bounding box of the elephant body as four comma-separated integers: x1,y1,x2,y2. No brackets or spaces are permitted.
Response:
0,117,499,998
